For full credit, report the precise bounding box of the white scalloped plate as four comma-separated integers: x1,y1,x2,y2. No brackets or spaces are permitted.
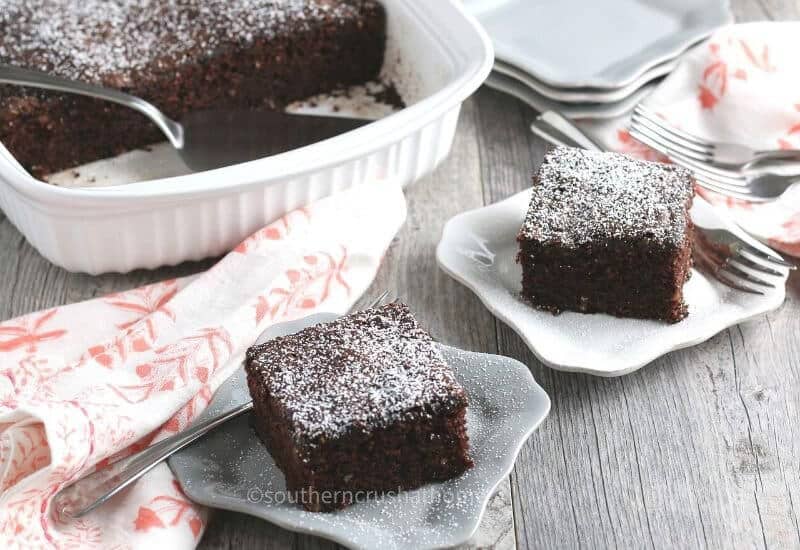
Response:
168,312,550,549
484,71,657,121
465,0,731,89
436,192,788,376
492,59,670,105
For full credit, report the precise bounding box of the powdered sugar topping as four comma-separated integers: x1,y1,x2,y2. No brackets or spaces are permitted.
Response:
246,302,467,444
519,146,694,247
0,0,375,84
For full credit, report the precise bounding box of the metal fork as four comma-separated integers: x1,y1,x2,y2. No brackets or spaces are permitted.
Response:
631,104,800,168
691,222,790,294
629,117,800,201
530,111,795,293
52,290,391,520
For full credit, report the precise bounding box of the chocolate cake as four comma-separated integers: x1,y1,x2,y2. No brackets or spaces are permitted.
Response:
0,0,387,177
517,146,694,323
245,302,473,512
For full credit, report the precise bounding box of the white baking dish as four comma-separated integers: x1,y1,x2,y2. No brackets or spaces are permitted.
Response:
0,0,493,274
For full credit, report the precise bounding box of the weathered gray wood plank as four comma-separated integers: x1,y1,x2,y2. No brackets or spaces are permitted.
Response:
196,511,295,550
733,0,800,19
731,0,772,19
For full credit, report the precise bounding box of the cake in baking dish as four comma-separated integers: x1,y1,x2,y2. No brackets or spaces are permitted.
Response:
0,0,387,177
517,146,695,323
244,302,473,512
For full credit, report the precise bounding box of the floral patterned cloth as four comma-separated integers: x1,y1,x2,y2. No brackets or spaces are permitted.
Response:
582,22,800,256
0,183,407,549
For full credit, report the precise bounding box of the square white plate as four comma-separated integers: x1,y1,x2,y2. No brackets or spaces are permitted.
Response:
465,0,731,89
436,191,787,376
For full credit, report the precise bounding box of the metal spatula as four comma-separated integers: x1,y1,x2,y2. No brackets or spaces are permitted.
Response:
0,64,371,172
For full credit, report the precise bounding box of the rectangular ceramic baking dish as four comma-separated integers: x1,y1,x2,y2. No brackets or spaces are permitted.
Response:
0,0,493,274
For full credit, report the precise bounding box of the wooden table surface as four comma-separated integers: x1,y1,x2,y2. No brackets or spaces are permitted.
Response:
2,1,799,548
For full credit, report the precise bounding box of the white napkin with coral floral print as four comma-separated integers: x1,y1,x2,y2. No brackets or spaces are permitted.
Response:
581,22,800,256
0,182,406,549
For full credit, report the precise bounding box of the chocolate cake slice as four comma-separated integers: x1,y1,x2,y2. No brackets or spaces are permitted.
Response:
0,0,387,177
245,302,473,512
517,146,694,323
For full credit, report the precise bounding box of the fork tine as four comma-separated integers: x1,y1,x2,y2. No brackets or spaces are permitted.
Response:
627,127,669,155
631,108,711,154
694,181,759,201
693,242,766,294
630,126,763,200
729,255,783,277
366,290,391,309
735,243,797,269
721,262,777,288
660,148,745,180
692,239,720,266
691,172,750,193
716,269,766,295
629,123,711,162
631,111,712,157
692,169,748,188
635,105,714,149
626,127,707,166
693,175,758,200
692,240,763,294
629,122,749,187
663,151,748,187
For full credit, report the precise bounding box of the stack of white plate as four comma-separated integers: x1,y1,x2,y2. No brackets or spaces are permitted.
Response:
466,0,732,120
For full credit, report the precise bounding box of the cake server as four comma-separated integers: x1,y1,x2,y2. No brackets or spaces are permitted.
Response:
0,64,371,172
50,290,390,521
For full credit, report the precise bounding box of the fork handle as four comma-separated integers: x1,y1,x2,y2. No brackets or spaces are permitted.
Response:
51,400,254,520
534,111,603,152
751,149,800,165
0,64,184,148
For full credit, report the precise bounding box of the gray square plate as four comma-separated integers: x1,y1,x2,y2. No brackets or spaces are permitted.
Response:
168,312,550,549
466,0,731,89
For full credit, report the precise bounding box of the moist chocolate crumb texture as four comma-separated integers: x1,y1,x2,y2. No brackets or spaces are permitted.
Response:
245,302,473,512
517,146,695,323
0,0,387,177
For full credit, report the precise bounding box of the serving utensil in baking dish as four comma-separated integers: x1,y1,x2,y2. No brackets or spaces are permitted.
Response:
0,64,371,172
